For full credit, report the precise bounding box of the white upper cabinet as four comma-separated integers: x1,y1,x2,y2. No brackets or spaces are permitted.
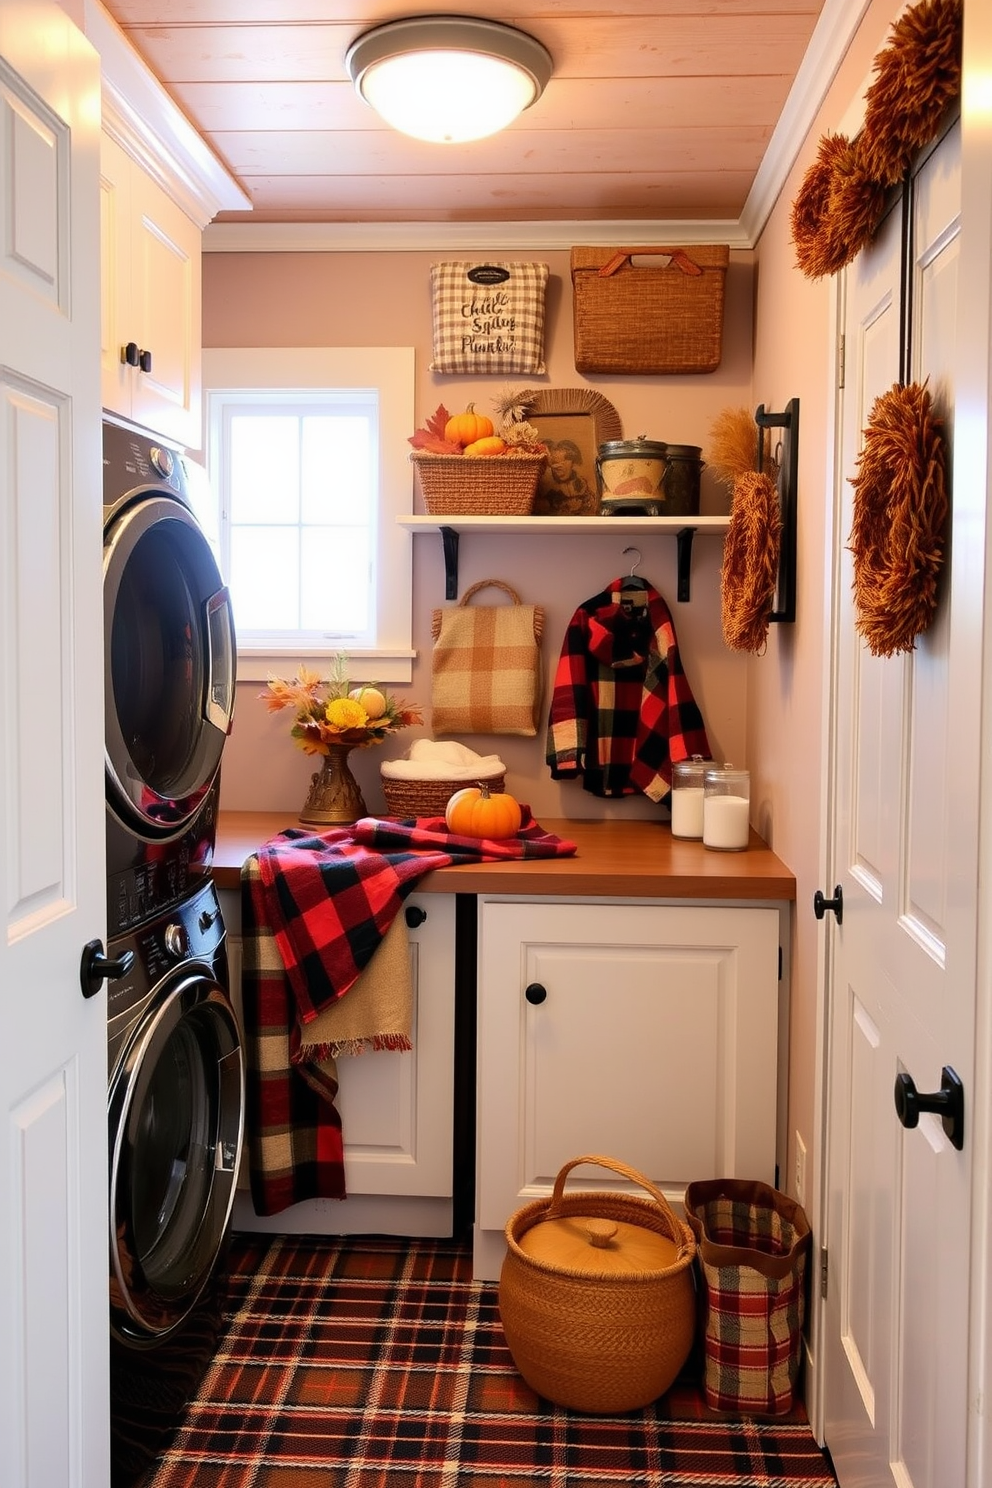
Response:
100,132,202,447
85,0,251,448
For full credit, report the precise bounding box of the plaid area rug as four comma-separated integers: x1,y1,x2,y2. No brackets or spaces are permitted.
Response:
139,1232,837,1488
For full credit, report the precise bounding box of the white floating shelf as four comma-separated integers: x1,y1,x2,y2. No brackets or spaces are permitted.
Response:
397,513,731,599
396,514,730,535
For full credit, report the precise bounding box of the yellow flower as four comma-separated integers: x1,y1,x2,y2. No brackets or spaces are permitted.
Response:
325,696,368,730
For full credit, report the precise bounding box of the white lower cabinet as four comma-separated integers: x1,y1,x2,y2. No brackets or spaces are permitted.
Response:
219,889,457,1237
474,897,782,1279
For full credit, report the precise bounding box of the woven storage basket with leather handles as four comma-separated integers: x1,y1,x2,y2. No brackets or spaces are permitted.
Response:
571,245,730,374
499,1155,697,1413
431,579,544,737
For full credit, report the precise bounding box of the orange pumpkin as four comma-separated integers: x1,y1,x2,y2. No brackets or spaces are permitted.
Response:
463,435,507,458
444,403,495,448
445,782,522,839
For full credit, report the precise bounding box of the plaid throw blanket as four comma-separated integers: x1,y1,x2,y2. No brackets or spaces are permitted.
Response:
241,812,577,1215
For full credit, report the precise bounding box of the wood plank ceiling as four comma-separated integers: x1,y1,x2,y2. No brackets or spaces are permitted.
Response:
99,0,828,225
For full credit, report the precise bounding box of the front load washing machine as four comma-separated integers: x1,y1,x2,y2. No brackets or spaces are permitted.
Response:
102,418,236,933
102,420,242,1484
107,877,244,1485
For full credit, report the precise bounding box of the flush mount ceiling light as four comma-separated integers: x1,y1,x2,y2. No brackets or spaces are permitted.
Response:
345,15,553,144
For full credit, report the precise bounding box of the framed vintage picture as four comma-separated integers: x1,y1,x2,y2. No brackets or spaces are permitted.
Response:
522,388,622,516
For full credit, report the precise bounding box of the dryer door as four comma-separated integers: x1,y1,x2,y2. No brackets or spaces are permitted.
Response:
104,492,236,838
109,970,245,1343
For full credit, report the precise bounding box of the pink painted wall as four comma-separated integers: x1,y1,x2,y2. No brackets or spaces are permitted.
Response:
204,0,906,1213
204,247,757,822
749,0,910,1207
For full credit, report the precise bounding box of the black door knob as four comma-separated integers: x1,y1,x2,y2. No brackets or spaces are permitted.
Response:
813,885,844,924
138,348,152,373
404,905,427,927
894,1065,964,1150
121,341,139,367
525,982,547,1005
80,939,134,999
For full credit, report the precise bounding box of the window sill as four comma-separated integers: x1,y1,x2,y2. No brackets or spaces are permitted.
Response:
235,647,415,685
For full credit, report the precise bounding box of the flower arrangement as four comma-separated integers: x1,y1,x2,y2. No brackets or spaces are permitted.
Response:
262,656,422,756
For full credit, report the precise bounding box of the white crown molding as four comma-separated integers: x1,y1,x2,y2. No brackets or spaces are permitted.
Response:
739,0,874,244
203,218,751,254
82,0,250,228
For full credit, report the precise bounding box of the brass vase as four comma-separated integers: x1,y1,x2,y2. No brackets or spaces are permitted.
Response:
299,744,367,826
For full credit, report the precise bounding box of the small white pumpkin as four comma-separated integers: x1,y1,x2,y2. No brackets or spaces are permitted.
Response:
348,685,387,719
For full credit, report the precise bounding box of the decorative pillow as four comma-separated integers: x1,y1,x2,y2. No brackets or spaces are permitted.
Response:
429,261,549,375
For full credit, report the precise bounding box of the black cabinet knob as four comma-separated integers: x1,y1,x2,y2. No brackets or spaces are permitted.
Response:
138,348,152,373
813,885,843,923
79,939,134,999
894,1065,964,1150
404,905,427,927
525,982,547,1005
121,341,139,367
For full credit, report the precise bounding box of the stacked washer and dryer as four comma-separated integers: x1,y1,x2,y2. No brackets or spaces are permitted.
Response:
101,420,245,1486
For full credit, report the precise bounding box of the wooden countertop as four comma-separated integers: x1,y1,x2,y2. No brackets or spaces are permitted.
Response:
213,811,796,901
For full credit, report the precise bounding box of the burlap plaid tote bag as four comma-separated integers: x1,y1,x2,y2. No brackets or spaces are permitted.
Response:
430,261,549,375
684,1178,811,1417
431,579,544,737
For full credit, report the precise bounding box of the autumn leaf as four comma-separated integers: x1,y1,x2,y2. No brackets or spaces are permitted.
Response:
408,403,461,453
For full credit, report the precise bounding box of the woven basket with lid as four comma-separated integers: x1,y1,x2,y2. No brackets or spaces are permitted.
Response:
499,1154,697,1413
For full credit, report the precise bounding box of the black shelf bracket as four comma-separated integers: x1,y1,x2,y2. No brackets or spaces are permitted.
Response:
440,525,460,599
676,527,696,602
755,398,799,624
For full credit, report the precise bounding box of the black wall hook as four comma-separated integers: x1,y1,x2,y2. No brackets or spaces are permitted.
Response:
755,398,799,624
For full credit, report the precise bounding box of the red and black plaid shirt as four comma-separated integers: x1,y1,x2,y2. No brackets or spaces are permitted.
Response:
545,577,710,801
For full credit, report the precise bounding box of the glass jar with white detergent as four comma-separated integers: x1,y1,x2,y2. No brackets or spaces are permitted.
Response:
703,765,751,851
670,755,713,840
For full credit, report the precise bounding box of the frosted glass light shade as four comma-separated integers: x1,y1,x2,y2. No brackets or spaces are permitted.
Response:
346,16,553,144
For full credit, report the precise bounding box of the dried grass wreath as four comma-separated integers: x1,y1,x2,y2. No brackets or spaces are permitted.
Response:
790,133,886,280
721,469,783,654
849,381,948,657
860,0,963,187
790,0,962,280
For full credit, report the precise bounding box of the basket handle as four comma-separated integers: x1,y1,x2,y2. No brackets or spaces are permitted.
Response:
459,578,522,606
547,1154,694,1257
597,248,703,279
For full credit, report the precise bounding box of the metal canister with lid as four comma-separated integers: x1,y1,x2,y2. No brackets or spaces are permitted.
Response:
660,443,704,516
596,437,668,515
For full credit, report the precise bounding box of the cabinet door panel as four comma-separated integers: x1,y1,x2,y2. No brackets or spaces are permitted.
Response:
336,895,456,1197
98,132,202,446
129,169,200,442
477,900,779,1232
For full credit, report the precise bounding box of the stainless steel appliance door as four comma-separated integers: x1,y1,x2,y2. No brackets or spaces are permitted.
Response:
104,492,236,837
109,972,245,1343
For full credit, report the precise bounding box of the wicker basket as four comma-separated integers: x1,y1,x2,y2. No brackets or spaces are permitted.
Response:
411,451,545,516
499,1155,697,1414
380,770,506,819
571,245,729,375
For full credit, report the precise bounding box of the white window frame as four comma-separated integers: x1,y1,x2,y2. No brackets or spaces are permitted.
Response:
202,346,415,683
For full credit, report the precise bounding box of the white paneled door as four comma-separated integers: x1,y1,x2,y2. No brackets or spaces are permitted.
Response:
823,119,975,1487
0,3,107,1486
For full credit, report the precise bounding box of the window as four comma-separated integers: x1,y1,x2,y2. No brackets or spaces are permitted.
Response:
201,347,415,683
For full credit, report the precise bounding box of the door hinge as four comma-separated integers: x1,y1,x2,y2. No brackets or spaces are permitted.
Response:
778,945,783,981
820,1245,829,1300
838,333,846,390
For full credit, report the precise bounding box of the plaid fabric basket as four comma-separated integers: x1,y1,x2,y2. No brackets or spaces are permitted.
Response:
431,579,544,736
430,260,549,375
684,1179,811,1416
